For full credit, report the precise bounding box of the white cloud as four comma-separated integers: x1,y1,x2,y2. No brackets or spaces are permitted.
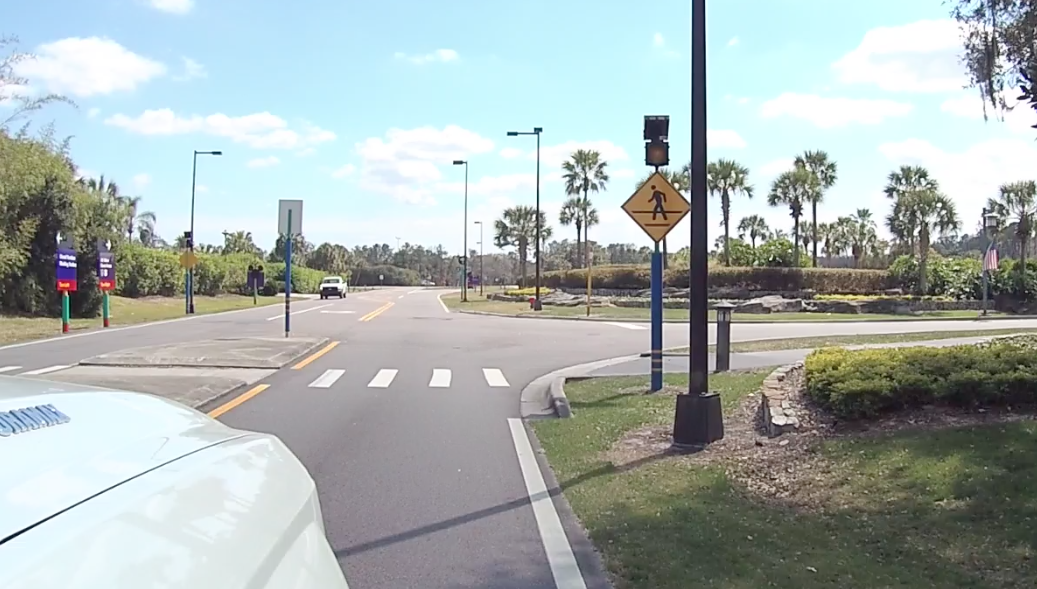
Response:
436,173,537,199
14,37,166,97
105,108,337,150
148,0,194,14
727,37,739,47
247,156,280,168
508,140,630,168
878,137,1037,230
131,173,151,189
173,57,206,81
297,147,317,157
651,33,679,58
331,163,355,178
758,158,794,177
759,93,913,128
940,91,1037,134
499,147,523,159
87,107,101,118
708,129,748,149
354,125,495,204
832,19,966,93
393,49,459,65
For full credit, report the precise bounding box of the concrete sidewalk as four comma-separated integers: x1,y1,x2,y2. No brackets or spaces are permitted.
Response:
589,334,1012,376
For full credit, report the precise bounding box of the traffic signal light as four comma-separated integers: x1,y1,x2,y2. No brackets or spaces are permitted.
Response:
183,231,193,249
644,115,670,167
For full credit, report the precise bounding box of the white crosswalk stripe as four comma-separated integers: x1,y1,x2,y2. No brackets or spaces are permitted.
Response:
368,369,398,388
603,322,648,330
428,369,451,388
19,365,70,376
482,368,510,387
308,369,345,388
0,366,22,374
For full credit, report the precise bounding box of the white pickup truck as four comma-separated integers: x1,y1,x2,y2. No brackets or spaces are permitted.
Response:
319,276,347,299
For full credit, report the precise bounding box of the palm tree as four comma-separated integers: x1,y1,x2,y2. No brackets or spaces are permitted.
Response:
845,209,878,268
561,149,609,269
705,159,753,266
737,214,769,250
794,150,838,267
767,167,815,266
558,197,582,267
80,174,120,198
886,192,960,294
119,195,157,244
987,180,1037,272
884,165,939,254
494,205,551,287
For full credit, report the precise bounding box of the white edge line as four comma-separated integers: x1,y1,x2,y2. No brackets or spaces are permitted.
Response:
267,302,331,320
437,291,451,314
507,418,587,589
0,366,23,373
21,365,71,376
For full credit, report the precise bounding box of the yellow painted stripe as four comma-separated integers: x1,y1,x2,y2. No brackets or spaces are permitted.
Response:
292,340,340,370
208,384,270,419
359,301,394,322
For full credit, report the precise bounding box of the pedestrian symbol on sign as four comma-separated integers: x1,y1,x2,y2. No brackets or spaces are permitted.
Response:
650,186,668,221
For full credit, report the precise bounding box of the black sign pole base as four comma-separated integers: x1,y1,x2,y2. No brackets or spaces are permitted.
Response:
671,392,724,448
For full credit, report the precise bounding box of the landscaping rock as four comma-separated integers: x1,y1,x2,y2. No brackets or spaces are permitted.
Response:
736,295,804,314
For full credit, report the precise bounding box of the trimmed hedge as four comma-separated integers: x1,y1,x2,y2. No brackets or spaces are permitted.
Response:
804,342,1037,419
504,287,554,296
544,265,892,294
352,265,421,286
115,244,325,298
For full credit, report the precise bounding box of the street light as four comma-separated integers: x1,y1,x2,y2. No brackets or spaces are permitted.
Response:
453,159,469,302
188,149,222,314
673,0,724,448
981,207,999,317
474,220,484,296
506,127,543,310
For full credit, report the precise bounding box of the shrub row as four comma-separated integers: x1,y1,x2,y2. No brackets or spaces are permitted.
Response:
115,245,325,298
804,341,1037,419
543,265,891,294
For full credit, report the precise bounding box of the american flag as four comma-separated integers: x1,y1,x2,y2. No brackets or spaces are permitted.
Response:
983,246,999,272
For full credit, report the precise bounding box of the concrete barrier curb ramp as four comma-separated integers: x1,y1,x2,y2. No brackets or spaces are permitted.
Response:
549,377,572,418
519,353,645,419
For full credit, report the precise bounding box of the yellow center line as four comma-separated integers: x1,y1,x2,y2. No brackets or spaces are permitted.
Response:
359,301,394,322
208,384,269,419
292,340,340,370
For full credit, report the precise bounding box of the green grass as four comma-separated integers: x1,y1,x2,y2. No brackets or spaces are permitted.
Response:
662,327,1037,354
0,294,280,345
532,373,1037,589
443,293,997,322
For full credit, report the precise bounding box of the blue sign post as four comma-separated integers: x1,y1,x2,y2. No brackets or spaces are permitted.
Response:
650,244,664,391
620,164,690,394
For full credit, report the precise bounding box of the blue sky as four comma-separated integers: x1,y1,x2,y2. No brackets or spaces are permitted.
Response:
5,0,1036,254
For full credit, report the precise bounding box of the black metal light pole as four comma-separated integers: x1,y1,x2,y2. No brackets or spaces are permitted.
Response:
453,159,469,302
474,220,485,296
507,127,543,310
188,149,222,314
673,0,724,447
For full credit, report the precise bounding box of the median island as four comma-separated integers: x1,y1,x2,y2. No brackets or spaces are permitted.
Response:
531,334,1037,588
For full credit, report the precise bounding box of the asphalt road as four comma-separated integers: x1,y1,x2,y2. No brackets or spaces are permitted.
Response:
7,287,1037,588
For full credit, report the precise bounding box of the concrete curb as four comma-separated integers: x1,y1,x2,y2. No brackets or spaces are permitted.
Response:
458,308,1037,325
549,377,572,418
519,353,646,419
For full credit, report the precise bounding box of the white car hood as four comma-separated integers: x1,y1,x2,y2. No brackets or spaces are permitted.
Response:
0,376,244,543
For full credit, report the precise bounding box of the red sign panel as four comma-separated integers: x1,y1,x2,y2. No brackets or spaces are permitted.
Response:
98,279,115,291
56,279,78,292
